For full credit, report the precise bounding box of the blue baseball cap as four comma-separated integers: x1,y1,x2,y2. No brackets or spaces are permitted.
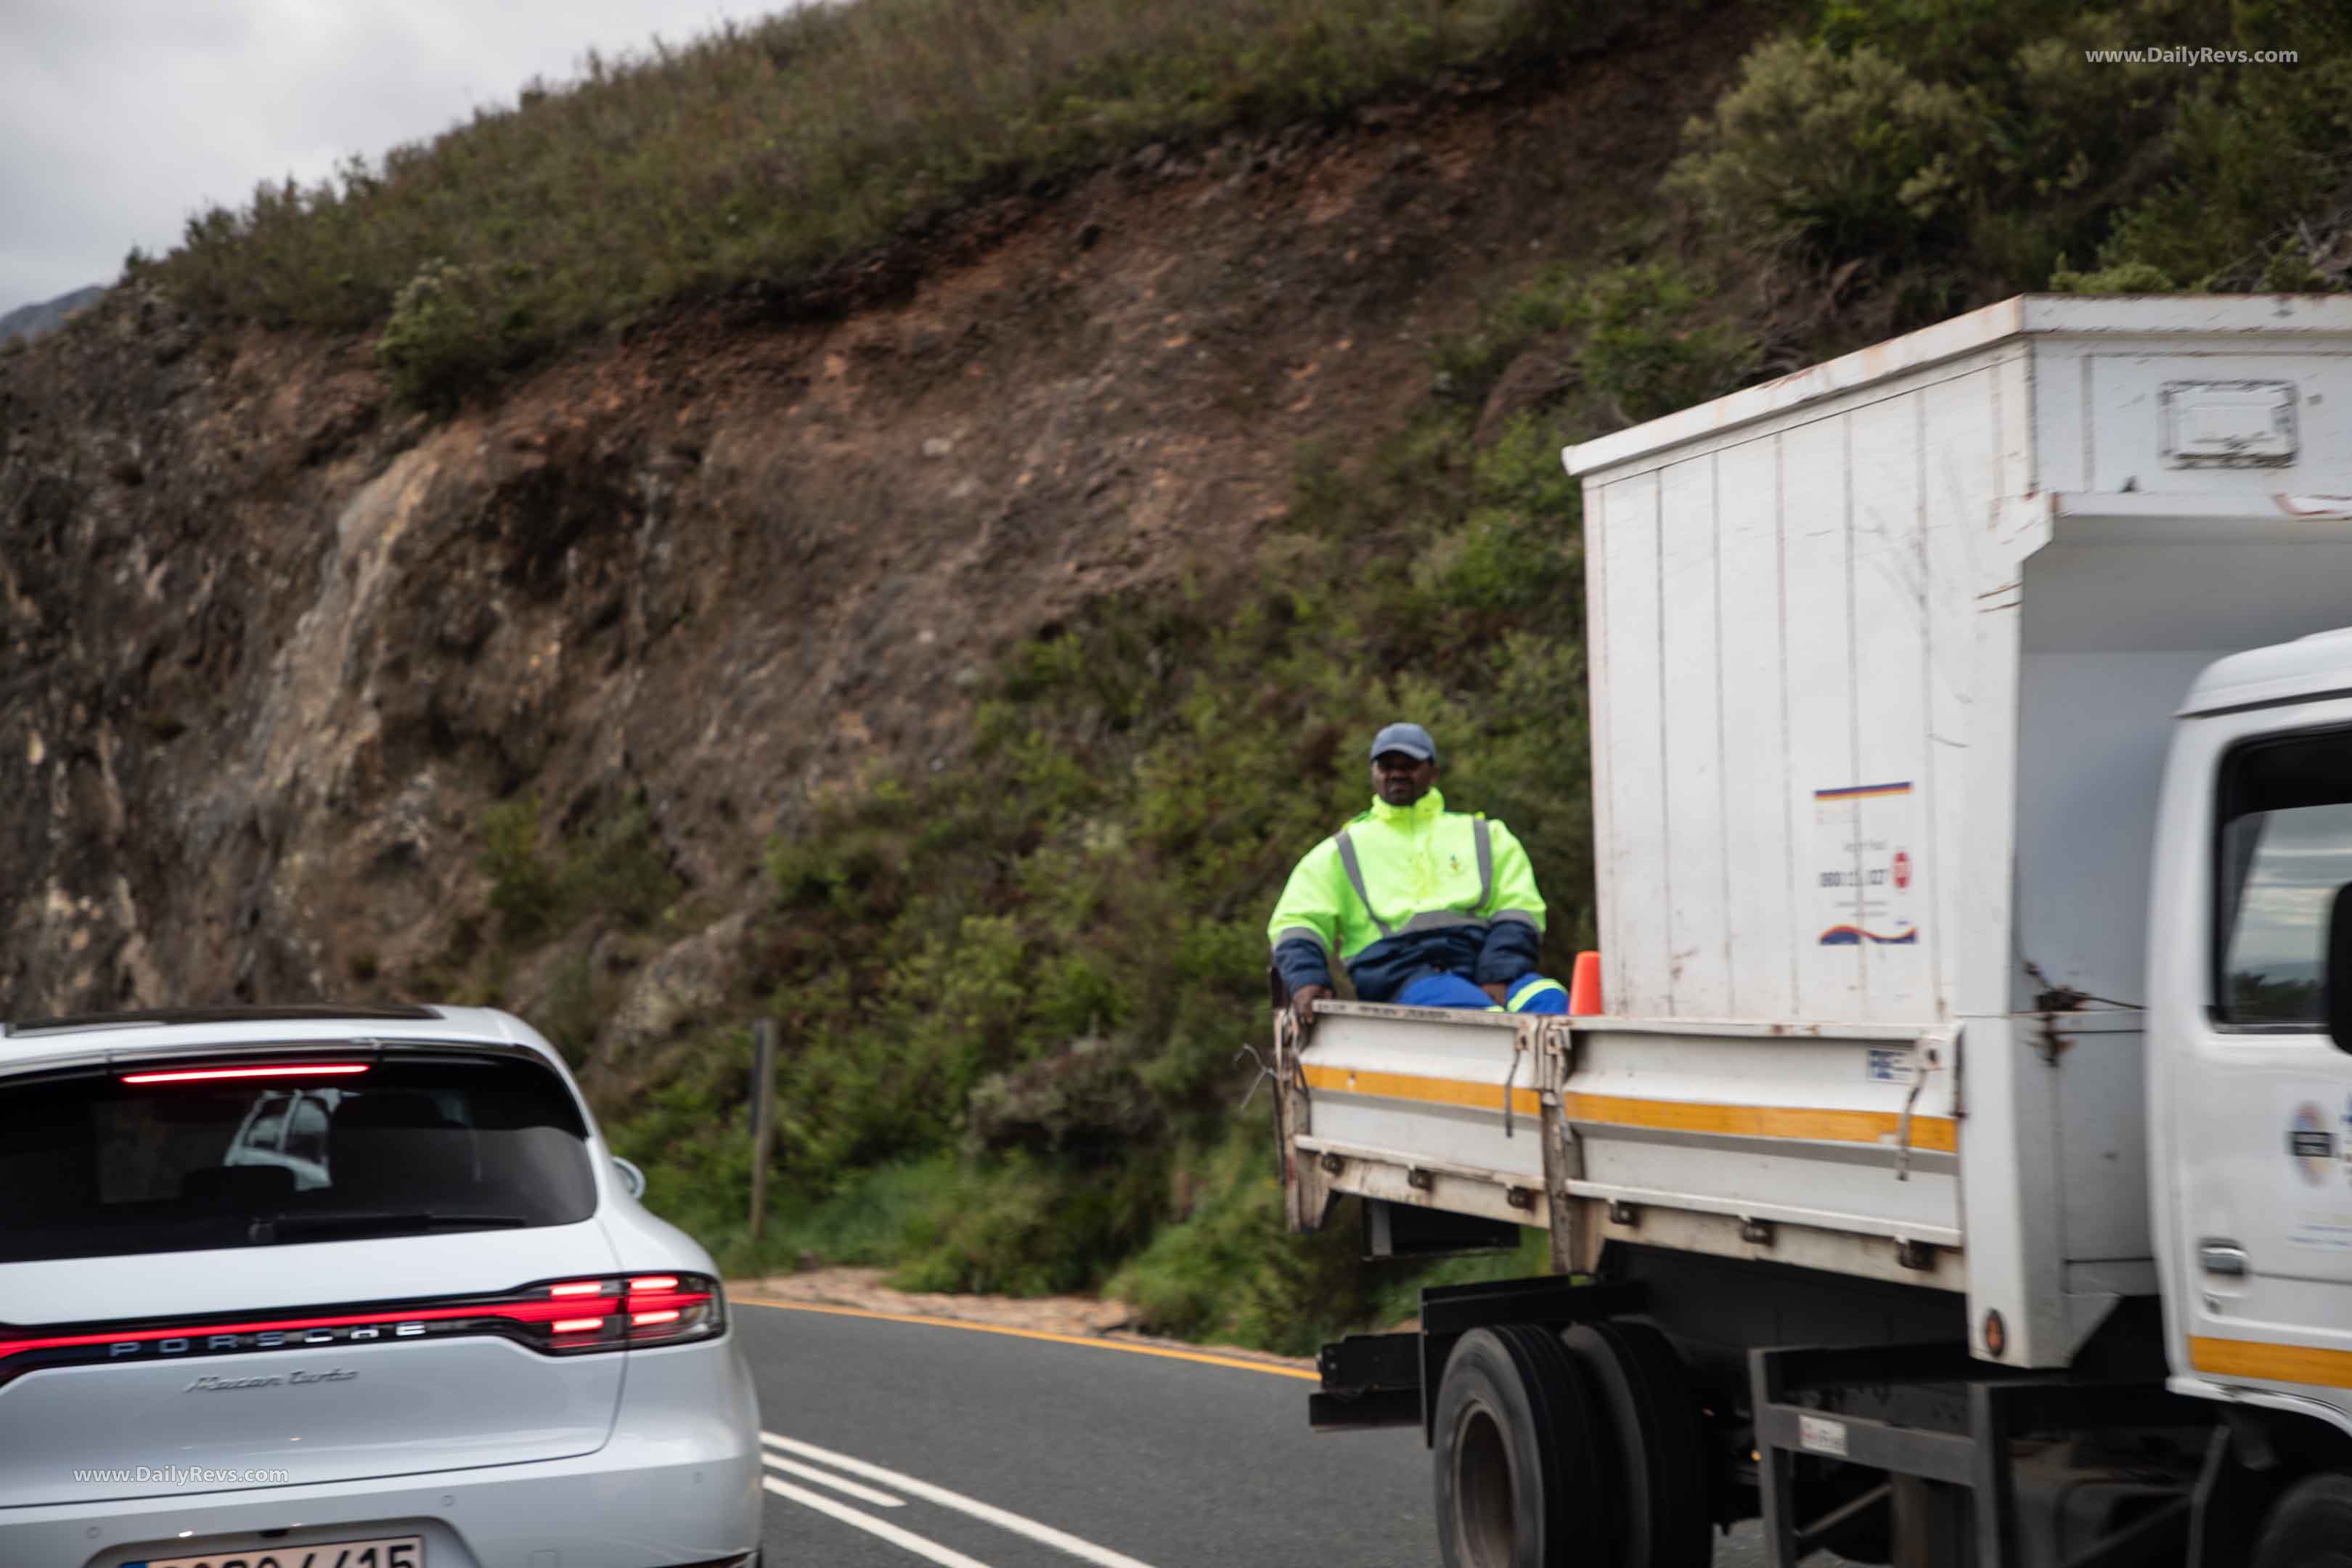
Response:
1369,722,1438,764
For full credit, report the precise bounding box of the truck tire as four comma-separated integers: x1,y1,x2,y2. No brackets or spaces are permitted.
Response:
2251,1474,2352,1568
1433,1324,1624,1568
1562,1321,1711,1568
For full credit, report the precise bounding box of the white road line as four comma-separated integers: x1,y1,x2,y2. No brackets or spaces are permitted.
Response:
763,1451,907,1508
762,1475,996,1568
761,1431,1161,1568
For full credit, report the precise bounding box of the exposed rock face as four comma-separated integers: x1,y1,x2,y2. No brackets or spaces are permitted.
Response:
601,912,750,1067
0,26,1750,1069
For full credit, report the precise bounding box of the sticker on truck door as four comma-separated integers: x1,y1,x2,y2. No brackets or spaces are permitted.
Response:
2280,1090,2352,1250
1811,782,1921,946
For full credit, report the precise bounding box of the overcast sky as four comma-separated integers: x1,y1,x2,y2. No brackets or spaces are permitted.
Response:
2,0,764,317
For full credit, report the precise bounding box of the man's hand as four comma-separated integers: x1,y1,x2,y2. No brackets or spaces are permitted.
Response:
1290,983,1331,1029
1481,981,1511,1007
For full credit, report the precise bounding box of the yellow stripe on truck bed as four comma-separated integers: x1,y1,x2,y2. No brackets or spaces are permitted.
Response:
1559,1092,1959,1154
1300,1063,1543,1118
1298,1065,1956,1153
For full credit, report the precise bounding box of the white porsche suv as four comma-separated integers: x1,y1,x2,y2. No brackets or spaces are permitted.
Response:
0,1004,763,1568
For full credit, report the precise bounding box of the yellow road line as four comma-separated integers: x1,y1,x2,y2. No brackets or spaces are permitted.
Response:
731,1295,1321,1381
2191,1334,2352,1389
1300,1063,1956,1153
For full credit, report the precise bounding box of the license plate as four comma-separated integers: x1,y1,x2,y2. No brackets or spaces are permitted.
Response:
132,1536,422,1568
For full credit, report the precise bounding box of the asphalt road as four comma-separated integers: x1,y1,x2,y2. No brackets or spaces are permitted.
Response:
737,1298,1777,1568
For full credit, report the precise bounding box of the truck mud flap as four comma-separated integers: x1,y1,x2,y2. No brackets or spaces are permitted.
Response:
1311,1332,1421,1432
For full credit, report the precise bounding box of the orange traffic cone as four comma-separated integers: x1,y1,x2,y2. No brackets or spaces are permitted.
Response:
1568,950,1604,1016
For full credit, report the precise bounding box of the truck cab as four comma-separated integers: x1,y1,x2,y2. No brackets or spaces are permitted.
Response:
2153,635,2352,1432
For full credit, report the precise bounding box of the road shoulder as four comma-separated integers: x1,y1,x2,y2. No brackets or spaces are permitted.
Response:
727,1265,1315,1372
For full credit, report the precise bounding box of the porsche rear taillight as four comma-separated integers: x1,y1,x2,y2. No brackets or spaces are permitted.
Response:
532,1271,725,1355
622,1273,724,1347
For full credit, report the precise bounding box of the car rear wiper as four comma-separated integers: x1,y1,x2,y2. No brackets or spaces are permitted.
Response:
248,1211,533,1242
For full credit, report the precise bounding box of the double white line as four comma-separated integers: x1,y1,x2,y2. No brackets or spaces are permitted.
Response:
759,1430,1159,1568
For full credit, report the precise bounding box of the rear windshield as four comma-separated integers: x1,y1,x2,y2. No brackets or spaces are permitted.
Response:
0,1051,598,1262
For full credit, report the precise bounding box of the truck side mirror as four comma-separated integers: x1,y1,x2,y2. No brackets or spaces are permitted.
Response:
2328,884,2352,1053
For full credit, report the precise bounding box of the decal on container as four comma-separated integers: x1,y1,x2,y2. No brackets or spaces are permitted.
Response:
1811,782,1921,947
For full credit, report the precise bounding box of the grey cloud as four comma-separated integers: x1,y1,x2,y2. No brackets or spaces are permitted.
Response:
1,0,758,314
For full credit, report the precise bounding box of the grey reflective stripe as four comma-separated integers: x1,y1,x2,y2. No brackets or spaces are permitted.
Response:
1403,910,1487,934
1273,924,1332,958
1490,908,1539,928
1473,818,1493,910
1333,830,1394,939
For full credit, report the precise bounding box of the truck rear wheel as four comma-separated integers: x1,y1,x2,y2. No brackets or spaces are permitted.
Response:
2253,1474,2352,1568
1562,1321,1711,1568
1433,1324,1622,1568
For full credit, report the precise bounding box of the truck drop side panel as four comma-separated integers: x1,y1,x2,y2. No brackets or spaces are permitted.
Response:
1282,1006,1964,1292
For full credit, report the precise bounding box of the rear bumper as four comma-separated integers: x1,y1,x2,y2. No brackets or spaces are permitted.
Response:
0,1336,763,1568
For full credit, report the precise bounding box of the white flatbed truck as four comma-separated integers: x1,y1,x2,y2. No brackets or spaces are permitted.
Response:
1278,296,2352,1568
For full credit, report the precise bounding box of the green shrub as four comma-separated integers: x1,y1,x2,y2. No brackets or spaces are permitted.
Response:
1666,38,1981,268
375,258,535,410
2047,258,2177,294
1433,259,1757,425
892,1151,1164,1296
1764,0,2352,299
539,948,600,1067
1107,1122,1373,1352
473,791,682,986
562,799,682,932
1422,417,1583,614
1431,264,1588,405
2085,51,2352,290
1577,264,1758,425
478,794,560,945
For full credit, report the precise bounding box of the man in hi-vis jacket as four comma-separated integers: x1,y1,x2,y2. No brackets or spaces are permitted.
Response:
1267,722,1566,1029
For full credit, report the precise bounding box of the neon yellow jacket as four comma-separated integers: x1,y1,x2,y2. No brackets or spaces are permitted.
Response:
1265,788,1546,1002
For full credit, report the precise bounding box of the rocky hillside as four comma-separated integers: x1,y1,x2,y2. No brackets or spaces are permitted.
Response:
6,0,2348,1347
0,15,1738,1022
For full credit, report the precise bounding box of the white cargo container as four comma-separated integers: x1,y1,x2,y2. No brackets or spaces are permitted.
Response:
1280,297,2352,1568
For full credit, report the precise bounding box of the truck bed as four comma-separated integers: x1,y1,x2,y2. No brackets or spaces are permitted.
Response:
1280,1001,1969,1294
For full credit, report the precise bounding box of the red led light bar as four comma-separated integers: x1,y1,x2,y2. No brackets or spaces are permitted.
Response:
0,1273,722,1382
120,1063,372,1085
628,1275,679,1293
0,1294,622,1360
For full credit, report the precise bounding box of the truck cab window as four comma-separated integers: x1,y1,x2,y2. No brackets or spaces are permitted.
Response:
2216,730,2352,1026
283,1093,330,1164
239,1092,292,1153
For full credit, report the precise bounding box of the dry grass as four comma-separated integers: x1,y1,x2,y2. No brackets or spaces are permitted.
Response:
150,0,1623,404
